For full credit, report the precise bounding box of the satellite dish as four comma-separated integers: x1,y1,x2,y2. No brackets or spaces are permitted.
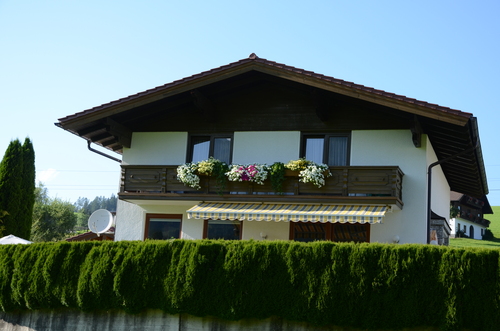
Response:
88,209,114,235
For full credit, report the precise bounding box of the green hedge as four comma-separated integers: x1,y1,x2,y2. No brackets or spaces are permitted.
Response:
0,240,498,330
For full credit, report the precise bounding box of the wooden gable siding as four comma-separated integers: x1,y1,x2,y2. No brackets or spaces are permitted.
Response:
113,72,414,133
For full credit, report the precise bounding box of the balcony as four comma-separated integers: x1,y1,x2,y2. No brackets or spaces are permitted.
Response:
459,211,490,227
119,165,404,209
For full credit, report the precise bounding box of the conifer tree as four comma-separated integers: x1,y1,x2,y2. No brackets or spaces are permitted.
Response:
0,139,23,237
20,138,35,239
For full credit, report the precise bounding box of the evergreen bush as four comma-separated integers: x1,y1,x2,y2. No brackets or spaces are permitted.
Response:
0,240,498,330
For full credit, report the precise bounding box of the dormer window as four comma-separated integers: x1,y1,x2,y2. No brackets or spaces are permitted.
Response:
301,134,350,166
188,134,233,164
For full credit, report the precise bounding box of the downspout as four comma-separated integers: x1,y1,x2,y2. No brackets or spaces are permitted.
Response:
426,127,479,244
87,141,122,163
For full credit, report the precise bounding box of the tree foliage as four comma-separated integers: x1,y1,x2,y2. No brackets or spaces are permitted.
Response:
73,195,117,227
31,184,77,242
20,138,35,239
0,138,35,239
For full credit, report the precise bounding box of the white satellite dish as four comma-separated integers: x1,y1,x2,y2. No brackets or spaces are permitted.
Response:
88,209,114,235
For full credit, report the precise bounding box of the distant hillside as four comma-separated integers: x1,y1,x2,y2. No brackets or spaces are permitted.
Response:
488,206,500,237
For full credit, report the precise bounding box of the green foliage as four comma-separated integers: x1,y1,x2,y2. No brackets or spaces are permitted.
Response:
0,139,24,237
73,194,117,217
31,184,77,242
269,162,285,194
20,138,35,240
0,241,499,331
483,228,494,240
0,138,36,239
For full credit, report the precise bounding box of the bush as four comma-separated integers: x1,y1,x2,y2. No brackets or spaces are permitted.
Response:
483,228,494,240
0,240,499,330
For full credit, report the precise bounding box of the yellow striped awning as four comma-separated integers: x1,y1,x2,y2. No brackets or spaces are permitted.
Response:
186,203,388,224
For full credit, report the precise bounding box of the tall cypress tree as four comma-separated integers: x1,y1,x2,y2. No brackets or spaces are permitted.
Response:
0,139,23,237
20,138,35,239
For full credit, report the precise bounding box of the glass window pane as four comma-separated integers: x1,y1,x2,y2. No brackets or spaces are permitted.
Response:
328,136,348,166
191,137,210,163
206,220,241,240
213,137,232,164
293,222,326,242
305,138,324,164
147,218,181,239
332,223,367,243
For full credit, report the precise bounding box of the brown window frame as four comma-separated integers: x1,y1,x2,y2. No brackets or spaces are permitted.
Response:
144,213,182,240
289,221,370,243
187,133,234,164
203,219,243,240
300,132,351,166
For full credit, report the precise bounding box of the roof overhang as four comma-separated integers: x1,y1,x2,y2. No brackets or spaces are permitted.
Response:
55,54,488,197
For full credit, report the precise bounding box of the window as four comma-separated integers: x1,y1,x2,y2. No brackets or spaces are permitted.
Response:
301,134,349,166
203,219,242,240
289,222,369,243
188,134,232,164
145,214,182,240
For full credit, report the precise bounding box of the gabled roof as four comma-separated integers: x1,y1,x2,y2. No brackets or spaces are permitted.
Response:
55,54,488,198
58,53,471,127
451,192,493,214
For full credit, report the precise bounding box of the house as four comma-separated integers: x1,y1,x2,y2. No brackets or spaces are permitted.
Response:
65,227,115,242
449,192,492,239
56,54,489,245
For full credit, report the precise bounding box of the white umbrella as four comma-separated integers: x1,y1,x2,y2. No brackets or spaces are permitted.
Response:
0,234,32,245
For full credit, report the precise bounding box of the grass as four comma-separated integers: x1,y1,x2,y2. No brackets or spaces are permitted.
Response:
449,206,500,249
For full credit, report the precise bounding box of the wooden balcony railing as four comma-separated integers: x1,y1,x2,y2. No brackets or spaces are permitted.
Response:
459,211,490,227
119,165,404,208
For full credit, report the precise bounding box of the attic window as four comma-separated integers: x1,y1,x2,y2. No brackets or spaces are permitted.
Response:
188,134,233,164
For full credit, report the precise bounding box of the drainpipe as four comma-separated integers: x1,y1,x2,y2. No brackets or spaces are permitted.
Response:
87,141,122,163
426,134,479,244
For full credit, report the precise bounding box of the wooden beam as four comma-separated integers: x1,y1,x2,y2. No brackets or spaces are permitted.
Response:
76,124,105,136
90,132,113,143
101,137,118,147
411,115,423,148
105,118,132,148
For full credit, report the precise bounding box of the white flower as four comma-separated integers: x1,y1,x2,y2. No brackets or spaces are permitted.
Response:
298,163,331,188
176,163,201,190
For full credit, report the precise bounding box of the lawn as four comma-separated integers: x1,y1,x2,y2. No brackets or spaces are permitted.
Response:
449,206,500,249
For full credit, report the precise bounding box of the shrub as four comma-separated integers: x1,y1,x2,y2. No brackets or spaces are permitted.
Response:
0,240,498,330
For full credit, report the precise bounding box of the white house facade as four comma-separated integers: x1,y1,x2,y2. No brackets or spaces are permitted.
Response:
56,54,489,245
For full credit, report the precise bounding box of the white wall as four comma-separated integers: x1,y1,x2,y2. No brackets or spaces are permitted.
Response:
232,131,300,164
241,220,290,241
426,140,450,220
350,130,429,244
117,130,449,245
115,200,146,241
450,217,486,240
116,199,291,241
122,132,187,165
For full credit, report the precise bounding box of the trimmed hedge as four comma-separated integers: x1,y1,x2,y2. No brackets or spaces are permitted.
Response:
0,240,499,330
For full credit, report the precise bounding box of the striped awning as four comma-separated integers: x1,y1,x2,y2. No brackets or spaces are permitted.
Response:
187,203,388,224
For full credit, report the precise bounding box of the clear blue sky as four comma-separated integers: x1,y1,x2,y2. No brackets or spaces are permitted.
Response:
1,1,500,206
